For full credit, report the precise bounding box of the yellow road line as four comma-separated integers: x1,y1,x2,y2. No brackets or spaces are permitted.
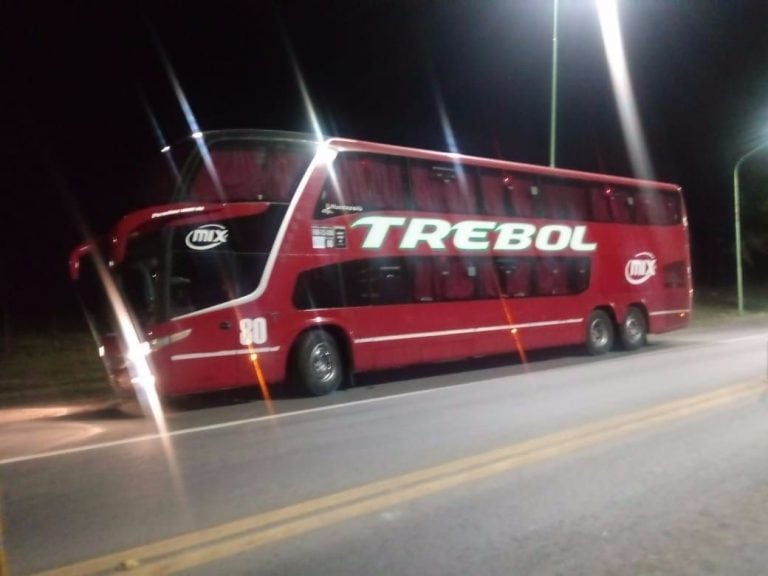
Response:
36,380,764,576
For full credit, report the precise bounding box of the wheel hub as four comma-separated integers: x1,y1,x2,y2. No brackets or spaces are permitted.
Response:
591,320,608,347
310,343,336,383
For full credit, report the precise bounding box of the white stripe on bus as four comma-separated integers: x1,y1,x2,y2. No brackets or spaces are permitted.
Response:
648,309,690,317
171,311,689,360
171,347,280,361
354,318,584,345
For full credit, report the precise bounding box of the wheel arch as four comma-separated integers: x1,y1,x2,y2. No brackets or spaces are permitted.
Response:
592,304,618,328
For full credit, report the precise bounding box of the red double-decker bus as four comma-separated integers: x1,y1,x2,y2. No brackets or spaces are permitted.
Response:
70,130,691,398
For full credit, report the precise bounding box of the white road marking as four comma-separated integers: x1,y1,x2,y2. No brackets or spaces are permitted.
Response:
2,328,763,467
0,380,488,467
714,335,767,345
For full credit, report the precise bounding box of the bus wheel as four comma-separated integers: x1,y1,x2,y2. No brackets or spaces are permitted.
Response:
293,330,344,396
620,306,647,350
586,310,614,355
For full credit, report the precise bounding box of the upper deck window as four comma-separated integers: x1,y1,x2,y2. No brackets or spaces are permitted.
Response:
185,140,314,203
635,189,682,225
315,153,407,219
409,161,478,214
537,177,590,220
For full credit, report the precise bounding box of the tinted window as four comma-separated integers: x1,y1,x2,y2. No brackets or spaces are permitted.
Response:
663,260,687,288
612,188,635,223
293,258,409,309
538,178,590,220
636,189,682,225
409,162,478,214
293,255,591,309
75,254,116,334
315,153,407,219
478,170,538,218
167,207,286,316
186,141,314,203
410,256,479,302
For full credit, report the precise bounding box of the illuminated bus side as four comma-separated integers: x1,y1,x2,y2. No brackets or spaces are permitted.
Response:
69,131,692,398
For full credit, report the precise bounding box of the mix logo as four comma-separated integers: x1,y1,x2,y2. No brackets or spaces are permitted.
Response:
625,252,657,285
185,224,229,250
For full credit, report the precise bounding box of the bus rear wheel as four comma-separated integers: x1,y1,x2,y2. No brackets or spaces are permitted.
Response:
620,306,647,350
293,330,344,396
586,310,614,355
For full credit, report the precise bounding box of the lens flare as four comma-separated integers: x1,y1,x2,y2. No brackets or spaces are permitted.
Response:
68,190,188,508
152,35,224,201
231,307,275,414
431,79,478,223
596,0,655,181
284,37,325,143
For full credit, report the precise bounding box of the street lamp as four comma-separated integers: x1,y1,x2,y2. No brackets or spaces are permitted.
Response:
733,140,768,315
549,0,559,168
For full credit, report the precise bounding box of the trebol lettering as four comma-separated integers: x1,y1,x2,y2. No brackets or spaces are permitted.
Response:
625,252,657,285
350,216,597,252
185,224,229,250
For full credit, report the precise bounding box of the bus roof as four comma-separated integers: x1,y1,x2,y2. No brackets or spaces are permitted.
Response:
175,129,681,193
324,137,681,192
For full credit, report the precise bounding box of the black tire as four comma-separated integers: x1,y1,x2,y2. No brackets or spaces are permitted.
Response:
292,330,344,396
619,306,647,350
586,310,614,355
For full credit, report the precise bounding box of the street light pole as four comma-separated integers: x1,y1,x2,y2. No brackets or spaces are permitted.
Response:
549,0,559,168
733,140,768,315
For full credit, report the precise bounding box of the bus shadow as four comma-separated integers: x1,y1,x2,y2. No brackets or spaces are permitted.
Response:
160,339,681,413
348,342,668,388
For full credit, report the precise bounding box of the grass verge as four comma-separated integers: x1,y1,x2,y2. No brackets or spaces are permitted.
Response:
0,331,111,407
1,291,766,408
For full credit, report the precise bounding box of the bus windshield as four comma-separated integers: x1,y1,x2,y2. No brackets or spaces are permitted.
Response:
137,132,317,206
172,134,316,204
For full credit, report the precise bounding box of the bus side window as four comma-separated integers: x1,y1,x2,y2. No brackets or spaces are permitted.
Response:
567,257,591,293
434,257,476,300
607,187,634,223
292,263,346,309
294,258,411,308
477,259,501,297
662,192,682,225
412,257,436,302
508,176,535,218
409,162,478,214
535,257,568,295
590,187,612,222
353,258,410,305
375,261,410,304
410,163,447,212
637,190,682,226
478,169,511,216
446,165,479,214
315,153,407,218
494,258,532,298
663,260,687,288
539,178,589,220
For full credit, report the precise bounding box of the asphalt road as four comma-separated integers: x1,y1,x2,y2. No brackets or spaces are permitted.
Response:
1,320,768,575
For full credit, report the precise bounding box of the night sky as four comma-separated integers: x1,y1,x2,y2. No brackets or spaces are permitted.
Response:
3,1,767,329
